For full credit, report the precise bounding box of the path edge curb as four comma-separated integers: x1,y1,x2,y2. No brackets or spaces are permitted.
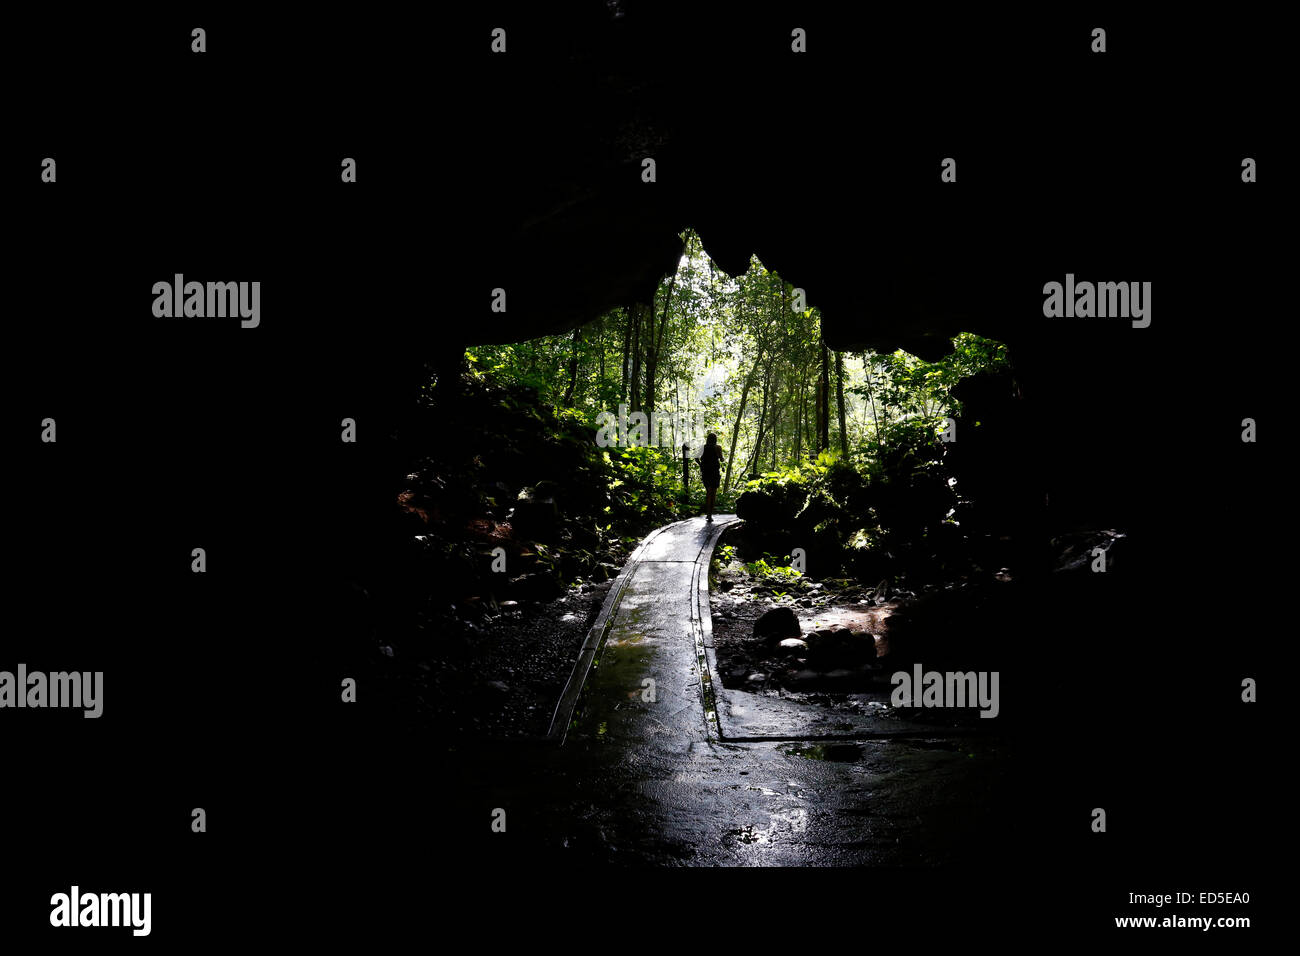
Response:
545,519,680,744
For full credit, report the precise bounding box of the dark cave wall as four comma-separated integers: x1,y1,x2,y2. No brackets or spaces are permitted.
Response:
336,5,1271,580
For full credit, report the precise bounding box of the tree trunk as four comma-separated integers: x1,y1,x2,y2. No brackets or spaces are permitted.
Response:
562,326,582,406
646,274,675,420
724,356,759,492
803,363,815,454
672,378,679,452
835,350,849,457
764,366,774,470
793,367,806,461
629,303,643,413
596,316,605,394
818,338,830,452
682,440,690,503
620,308,632,409
745,365,772,478
643,302,655,419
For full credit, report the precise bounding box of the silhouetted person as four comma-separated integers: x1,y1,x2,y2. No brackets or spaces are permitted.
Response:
698,432,723,522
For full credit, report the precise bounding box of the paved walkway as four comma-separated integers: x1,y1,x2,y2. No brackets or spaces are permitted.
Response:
553,515,984,745
468,516,1010,864
547,515,736,745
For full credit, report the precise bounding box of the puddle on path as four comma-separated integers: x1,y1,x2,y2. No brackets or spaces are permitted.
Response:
780,741,864,762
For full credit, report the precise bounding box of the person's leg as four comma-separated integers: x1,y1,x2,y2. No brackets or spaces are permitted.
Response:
706,484,717,519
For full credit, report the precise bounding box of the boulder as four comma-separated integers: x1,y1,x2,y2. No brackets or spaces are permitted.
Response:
807,625,874,668
735,488,779,524
512,485,560,541
753,606,802,646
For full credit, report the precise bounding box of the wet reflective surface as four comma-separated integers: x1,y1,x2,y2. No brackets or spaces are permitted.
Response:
439,516,1011,865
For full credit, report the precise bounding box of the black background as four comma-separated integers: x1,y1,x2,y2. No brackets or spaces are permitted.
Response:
5,3,1281,942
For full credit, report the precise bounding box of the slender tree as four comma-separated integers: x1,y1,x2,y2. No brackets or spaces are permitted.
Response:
835,350,849,457
619,307,632,408
724,355,759,492
818,337,830,452
629,303,643,412
562,326,582,406
645,273,674,419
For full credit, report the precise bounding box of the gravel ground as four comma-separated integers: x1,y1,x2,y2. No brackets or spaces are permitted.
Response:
707,527,954,719
358,580,613,741
707,527,1023,726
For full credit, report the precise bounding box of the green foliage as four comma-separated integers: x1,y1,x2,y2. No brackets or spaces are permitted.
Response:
743,554,804,583
454,230,1009,571
736,450,845,523
602,444,682,527
849,332,1009,460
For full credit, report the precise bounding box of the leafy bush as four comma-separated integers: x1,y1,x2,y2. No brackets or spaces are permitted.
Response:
744,555,804,583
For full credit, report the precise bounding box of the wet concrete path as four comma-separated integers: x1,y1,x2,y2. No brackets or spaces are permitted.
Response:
547,515,737,745
463,516,1011,865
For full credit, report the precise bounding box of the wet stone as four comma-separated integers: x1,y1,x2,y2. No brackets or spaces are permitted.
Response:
754,606,801,645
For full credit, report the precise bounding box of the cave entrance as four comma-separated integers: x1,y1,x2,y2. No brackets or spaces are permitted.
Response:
423,227,1025,726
